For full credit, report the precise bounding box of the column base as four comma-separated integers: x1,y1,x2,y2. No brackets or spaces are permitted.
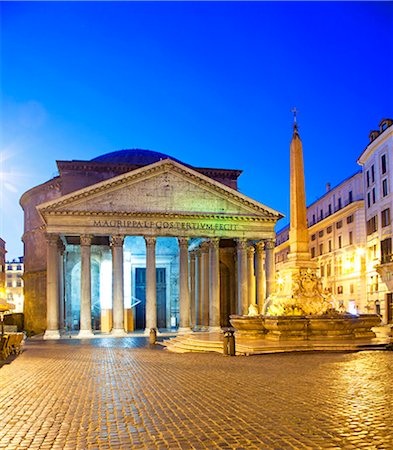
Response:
177,327,192,334
43,329,61,340
111,328,128,337
200,326,210,332
77,329,94,338
208,326,222,333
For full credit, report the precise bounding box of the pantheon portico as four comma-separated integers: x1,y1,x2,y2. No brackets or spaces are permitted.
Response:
20,150,282,337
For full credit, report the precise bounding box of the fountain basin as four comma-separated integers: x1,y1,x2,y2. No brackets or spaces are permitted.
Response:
229,314,381,341
229,315,265,338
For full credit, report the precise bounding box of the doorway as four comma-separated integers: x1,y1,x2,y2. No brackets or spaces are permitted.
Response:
134,268,167,329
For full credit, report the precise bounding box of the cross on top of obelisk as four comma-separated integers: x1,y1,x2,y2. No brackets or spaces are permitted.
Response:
291,107,299,130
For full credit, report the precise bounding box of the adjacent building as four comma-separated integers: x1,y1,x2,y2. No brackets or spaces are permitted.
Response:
358,118,393,323
275,118,393,324
5,257,24,313
0,238,6,298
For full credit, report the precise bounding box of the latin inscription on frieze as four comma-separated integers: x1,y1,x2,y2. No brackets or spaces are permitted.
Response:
93,219,238,231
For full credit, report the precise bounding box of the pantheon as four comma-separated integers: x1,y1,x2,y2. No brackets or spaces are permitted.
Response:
20,149,282,337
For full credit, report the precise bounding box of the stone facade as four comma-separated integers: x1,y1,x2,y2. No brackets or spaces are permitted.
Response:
20,150,282,335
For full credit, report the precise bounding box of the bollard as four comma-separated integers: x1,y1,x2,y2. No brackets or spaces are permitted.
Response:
228,330,236,356
223,331,229,356
149,328,157,344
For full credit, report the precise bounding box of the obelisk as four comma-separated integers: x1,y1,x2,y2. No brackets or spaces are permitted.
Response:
264,109,328,316
287,108,313,267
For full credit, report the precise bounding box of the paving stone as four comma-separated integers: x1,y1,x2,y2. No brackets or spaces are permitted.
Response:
0,339,392,449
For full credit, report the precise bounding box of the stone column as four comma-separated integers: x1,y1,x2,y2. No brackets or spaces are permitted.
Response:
209,238,221,332
144,237,157,334
58,240,66,331
111,235,126,336
178,238,191,333
237,238,248,315
44,234,61,339
196,250,203,330
189,251,197,330
247,246,256,307
265,239,275,300
201,242,210,330
78,234,94,337
255,241,265,308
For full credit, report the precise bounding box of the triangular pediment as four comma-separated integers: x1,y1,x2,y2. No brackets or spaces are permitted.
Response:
38,159,282,221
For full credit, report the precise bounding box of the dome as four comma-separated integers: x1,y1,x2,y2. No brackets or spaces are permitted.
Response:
91,148,183,166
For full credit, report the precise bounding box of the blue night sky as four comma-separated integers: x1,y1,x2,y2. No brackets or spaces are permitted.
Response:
1,1,392,258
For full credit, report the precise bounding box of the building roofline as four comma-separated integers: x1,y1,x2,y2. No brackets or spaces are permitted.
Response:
306,170,362,209
357,121,393,165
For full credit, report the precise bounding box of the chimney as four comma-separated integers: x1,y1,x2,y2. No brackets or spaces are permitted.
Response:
326,183,331,193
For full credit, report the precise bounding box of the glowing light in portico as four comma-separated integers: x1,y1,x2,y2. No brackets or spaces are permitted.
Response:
99,260,112,309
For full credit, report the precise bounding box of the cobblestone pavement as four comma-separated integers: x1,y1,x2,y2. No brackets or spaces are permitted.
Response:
0,339,392,450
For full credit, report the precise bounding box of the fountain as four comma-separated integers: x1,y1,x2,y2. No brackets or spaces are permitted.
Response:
230,111,381,342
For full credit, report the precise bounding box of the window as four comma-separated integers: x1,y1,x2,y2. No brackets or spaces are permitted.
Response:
7,282,12,287
381,238,392,264
320,265,325,277
16,281,22,287
319,230,324,238
367,215,378,235
371,164,375,183
6,274,12,278
337,286,343,294
312,214,316,225
367,170,370,188
311,234,316,241
16,265,22,271
382,208,391,227
338,198,342,210
350,284,354,294
349,231,353,245
320,210,323,220
327,226,332,234
328,204,332,215
381,154,387,174
367,192,371,208
7,265,12,270
337,258,342,275
382,179,388,197
311,247,316,258
319,243,323,255
347,215,353,224
327,263,331,277
372,187,376,203
328,240,332,252
338,236,342,248
336,220,343,229
348,191,353,203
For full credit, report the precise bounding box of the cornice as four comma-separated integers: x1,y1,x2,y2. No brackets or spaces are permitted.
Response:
42,210,277,222
20,177,62,207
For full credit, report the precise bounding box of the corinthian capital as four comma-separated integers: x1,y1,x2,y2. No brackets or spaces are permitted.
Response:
110,235,124,247
178,237,189,248
264,239,275,250
255,241,265,254
209,238,220,250
236,238,248,250
247,246,255,258
80,235,92,246
144,236,156,247
45,233,59,247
